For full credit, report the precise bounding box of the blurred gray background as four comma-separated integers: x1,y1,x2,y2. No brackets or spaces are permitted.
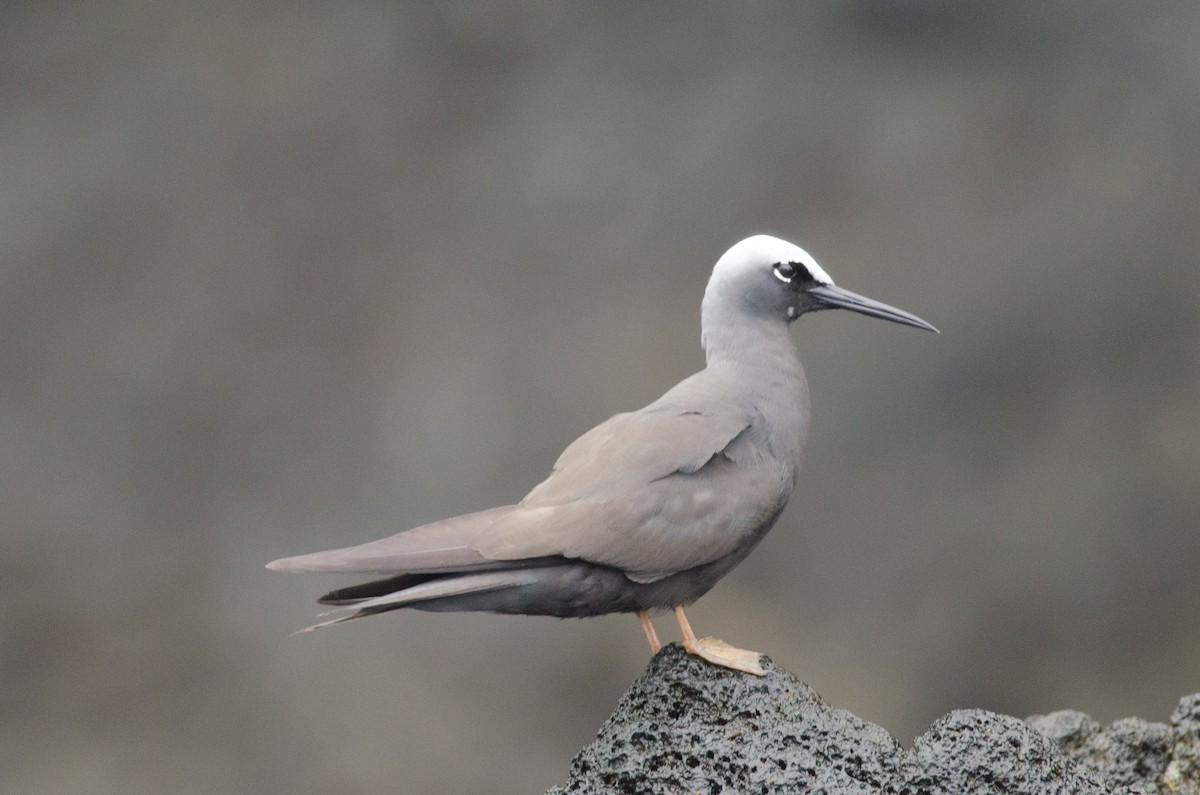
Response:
3,3,1198,793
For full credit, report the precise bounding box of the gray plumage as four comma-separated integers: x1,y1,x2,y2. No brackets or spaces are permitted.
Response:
267,235,936,646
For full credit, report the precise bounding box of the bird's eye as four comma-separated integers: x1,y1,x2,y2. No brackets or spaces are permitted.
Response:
773,262,798,283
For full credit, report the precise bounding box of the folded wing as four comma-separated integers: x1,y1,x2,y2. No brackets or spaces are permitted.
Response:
472,406,789,580
268,392,788,584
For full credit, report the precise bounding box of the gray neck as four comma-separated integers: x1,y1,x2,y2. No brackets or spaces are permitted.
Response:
700,307,811,470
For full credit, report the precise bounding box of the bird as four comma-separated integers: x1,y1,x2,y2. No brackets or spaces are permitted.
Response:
267,234,936,675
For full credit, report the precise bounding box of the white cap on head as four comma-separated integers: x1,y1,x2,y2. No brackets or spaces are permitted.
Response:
712,235,834,287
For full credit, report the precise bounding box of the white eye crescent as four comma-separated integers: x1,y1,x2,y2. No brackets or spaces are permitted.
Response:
773,262,798,283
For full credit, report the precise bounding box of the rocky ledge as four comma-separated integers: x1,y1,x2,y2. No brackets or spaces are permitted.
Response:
550,645,1200,794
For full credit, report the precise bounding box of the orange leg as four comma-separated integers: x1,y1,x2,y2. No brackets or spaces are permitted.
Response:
637,609,662,653
672,605,701,652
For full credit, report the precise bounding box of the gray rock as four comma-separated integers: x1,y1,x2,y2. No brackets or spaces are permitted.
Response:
551,645,1200,794
1028,692,1200,795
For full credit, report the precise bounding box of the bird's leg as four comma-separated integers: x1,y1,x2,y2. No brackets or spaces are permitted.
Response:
637,610,662,653
672,605,765,676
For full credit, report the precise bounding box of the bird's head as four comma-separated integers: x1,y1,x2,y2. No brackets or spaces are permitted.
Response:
704,234,938,333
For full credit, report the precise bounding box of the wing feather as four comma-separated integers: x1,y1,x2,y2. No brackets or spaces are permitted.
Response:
472,406,792,579
269,373,795,583
265,506,516,574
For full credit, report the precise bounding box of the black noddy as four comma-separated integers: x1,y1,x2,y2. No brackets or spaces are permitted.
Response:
268,235,936,675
